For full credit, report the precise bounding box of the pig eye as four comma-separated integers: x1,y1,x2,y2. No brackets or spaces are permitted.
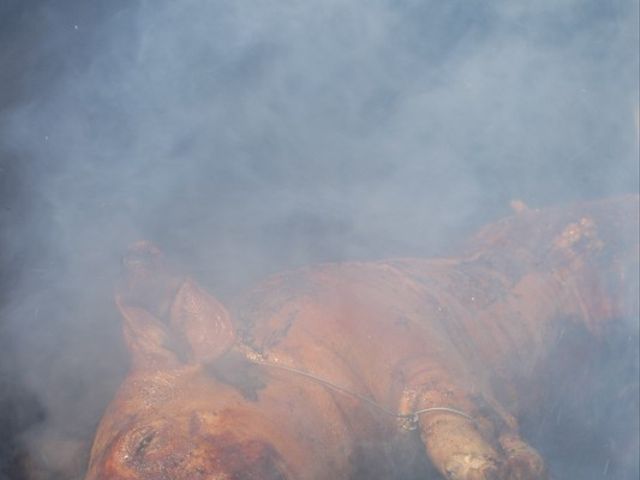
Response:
134,431,155,456
124,427,158,460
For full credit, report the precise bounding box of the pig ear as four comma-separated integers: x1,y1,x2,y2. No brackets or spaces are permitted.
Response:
169,278,236,364
115,295,181,371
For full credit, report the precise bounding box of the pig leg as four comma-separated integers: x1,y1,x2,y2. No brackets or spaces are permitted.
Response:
399,360,546,480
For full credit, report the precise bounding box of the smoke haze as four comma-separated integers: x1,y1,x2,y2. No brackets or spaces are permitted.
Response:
0,0,638,478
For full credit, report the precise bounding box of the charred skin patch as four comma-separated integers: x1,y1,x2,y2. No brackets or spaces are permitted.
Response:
233,270,312,348
262,311,298,350
204,350,268,401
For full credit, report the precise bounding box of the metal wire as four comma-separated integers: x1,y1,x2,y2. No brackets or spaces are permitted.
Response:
252,359,473,428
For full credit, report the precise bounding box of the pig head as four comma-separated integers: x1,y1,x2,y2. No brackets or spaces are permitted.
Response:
84,244,371,480
85,196,639,480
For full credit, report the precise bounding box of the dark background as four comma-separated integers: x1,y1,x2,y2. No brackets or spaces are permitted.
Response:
0,1,638,478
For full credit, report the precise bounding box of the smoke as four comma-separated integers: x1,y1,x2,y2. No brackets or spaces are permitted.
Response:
0,0,638,478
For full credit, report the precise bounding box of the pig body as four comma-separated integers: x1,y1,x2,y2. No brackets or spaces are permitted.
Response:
85,196,639,480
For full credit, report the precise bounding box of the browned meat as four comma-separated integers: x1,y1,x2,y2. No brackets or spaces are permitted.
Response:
85,195,639,480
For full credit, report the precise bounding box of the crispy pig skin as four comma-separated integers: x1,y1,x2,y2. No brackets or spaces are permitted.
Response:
85,196,639,480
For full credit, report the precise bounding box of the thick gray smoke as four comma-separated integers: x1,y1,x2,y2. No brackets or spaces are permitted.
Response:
0,0,638,478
